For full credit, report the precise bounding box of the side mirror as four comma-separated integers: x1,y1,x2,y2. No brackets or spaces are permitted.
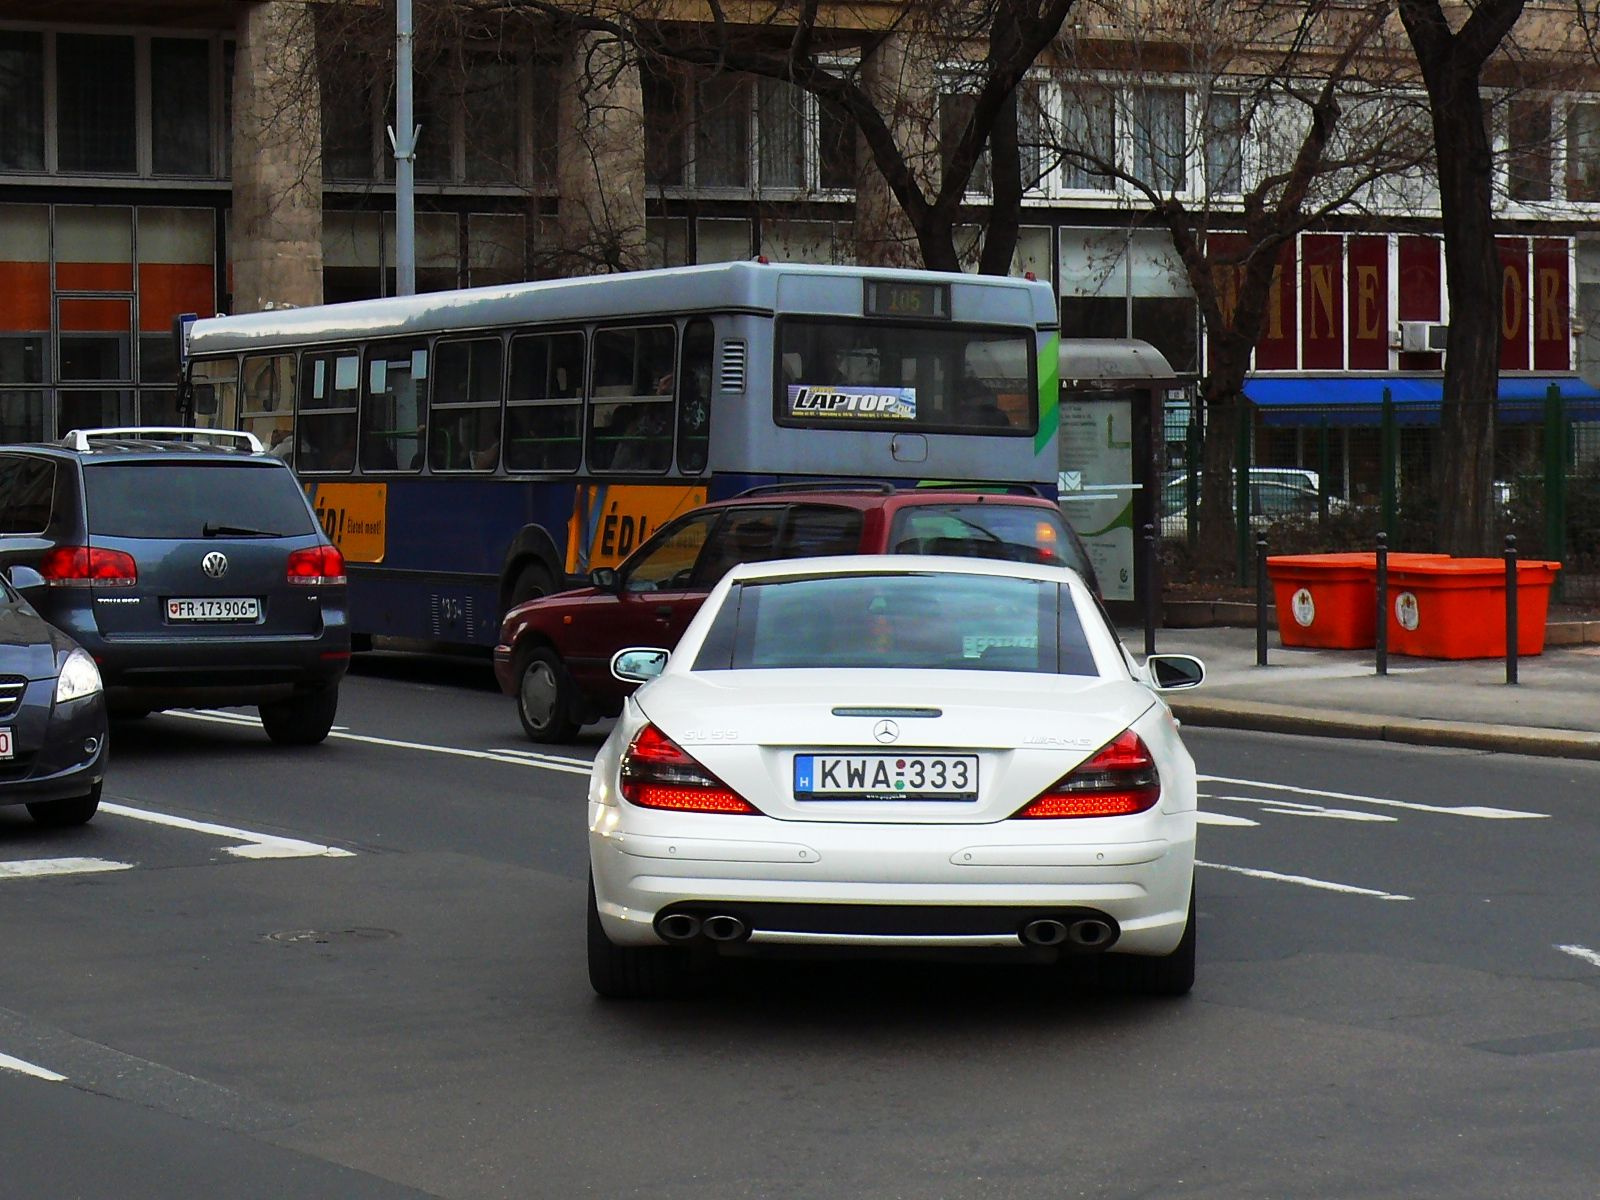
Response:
193,383,218,417
7,565,45,594
589,567,620,593
611,647,669,683
1146,653,1204,691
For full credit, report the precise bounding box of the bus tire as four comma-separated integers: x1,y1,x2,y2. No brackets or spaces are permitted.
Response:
259,685,340,746
508,561,556,611
515,644,581,743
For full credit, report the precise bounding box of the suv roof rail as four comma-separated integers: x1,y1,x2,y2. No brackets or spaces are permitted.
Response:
912,482,1043,497
734,480,898,499
61,427,265,454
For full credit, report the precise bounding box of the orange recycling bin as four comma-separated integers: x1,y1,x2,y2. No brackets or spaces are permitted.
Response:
1385,557,1562,659
1267,552,1449,649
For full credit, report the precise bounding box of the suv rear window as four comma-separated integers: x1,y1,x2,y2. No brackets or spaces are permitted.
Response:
83,463,317,538
888,504,1086,572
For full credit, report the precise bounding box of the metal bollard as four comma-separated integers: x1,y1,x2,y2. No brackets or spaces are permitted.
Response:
1142,523,1157,656
1505,534,1519,686
1375,532,1388,677
1256,535,1269,667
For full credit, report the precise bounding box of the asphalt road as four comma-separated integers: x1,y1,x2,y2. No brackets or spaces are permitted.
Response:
2,651,1597,1199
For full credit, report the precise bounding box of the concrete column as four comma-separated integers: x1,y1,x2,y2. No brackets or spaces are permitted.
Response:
555,33,647,274
231,2,324,313
855,30,939,268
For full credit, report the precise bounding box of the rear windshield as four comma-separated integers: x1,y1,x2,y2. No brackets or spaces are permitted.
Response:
83,462,317,539
888,504,1087,574
693,571,1098,676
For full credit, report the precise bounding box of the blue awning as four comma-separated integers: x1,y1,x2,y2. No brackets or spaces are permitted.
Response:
1243,374,1600,426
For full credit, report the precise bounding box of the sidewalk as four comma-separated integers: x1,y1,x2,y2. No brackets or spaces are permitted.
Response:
1123,623,1600,759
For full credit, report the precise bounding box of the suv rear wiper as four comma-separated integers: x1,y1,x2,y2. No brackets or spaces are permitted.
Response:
202,523,278,537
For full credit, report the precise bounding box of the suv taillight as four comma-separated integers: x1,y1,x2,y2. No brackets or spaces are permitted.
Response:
39,546,137,587
286,545,346,585
1012,730,1160,818
620,724,758,814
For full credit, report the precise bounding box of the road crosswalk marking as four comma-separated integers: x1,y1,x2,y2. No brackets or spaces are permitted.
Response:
0,857,133,880
0,1052,65,1082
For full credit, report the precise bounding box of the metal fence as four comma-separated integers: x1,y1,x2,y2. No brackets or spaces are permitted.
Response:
1159,389,1600,605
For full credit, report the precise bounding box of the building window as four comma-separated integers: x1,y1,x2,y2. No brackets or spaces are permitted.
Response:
464,57,521,185
1061,86,1115,191
0,31,44,172
758,78,805,189
1130,87,1186,193
940,92,991,195
57,34,137,174
1204,92,1243,195
151,39,213,176
1567,101,1600,203
322,65,381,181
696,75,751,188
1507,98,1553,202
644,67,689,187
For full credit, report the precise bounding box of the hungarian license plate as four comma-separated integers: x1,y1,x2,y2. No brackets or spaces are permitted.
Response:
0,729,11,760
167,597,260,622
794,753,978,801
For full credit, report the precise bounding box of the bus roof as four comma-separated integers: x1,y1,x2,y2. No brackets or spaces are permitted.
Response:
187,261,1059,357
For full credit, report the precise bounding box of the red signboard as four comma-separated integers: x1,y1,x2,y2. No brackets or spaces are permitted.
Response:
1397,236,1441,321
1346,236,1389,370
1300,235,1344,370
1499,237,1530,371
1532,238,1570,371
1253,240,1298,370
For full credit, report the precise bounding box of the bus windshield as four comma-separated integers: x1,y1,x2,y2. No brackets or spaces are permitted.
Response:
777,319,1034,434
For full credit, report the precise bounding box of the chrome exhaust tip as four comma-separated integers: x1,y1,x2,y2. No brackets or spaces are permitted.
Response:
702,914,748,943
1067,918,1115,949
1020,918,1070,947
656,912,702,942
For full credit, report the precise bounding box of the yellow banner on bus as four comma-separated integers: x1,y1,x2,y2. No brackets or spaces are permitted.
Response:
566,484,706,574
310,482,387,563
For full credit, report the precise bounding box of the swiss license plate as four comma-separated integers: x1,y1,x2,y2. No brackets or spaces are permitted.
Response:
794,753,978,801
0,729,11,760
166,597,260,622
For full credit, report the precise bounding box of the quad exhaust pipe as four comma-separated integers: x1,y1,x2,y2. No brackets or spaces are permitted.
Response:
1020,914,1118,950
655,910,749,944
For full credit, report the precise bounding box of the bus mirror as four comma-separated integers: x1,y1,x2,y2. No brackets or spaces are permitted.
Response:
589,567,619,592
193,383,218,417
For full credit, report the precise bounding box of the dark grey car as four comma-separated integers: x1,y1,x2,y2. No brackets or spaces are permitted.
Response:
0,430,349,745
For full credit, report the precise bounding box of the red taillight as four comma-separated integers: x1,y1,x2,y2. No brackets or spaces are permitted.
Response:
39,545,137,587
286,545,346,585
620,724,758,815
1013,730,1160,818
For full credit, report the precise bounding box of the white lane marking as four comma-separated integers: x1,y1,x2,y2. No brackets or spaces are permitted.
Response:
1198,859,1413,901
1206,793,1398,823
0,857,134,880
1556,944,1600,969
1199,774,1546,820
99,802,355,859
0,1053,65,1082
488,747,594,768
170,711,592,777
1197,811,1259,827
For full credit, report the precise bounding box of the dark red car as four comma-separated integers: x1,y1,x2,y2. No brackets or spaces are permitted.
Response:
492,484,1098,742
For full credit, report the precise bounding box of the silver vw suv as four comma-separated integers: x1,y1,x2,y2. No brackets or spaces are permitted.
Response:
0,428,349,744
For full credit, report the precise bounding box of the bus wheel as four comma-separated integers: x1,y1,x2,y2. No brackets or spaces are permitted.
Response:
516,645,581,743
509,561,556,609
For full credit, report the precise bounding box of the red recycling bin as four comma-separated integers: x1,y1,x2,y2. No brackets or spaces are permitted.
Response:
1385,558,1561,659
1267,552,1449,649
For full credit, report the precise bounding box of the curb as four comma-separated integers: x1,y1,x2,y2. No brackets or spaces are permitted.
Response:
1168,697,1600,760
1163,603,1600,647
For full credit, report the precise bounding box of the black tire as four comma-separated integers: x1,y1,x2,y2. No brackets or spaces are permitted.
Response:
259,685,340,746
587,876,690,999
1110,885,1196,997
508,561,556,610
515,644,581,743
28,780,101,828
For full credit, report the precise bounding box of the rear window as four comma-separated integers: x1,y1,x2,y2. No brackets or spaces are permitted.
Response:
83,462,316,538
888,504,1086,573
693,571,1098,675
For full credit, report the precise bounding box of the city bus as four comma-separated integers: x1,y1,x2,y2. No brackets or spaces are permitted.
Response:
181,260,1060,648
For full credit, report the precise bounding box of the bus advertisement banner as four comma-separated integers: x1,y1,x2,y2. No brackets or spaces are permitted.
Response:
310,482,388,563
787,385,917,420
566,483,707,575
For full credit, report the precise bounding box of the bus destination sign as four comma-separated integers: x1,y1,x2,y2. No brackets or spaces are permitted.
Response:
864,280,949,320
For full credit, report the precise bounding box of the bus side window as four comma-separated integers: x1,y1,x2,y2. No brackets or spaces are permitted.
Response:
430,338,503,472
240,353,296,462
506,331,583,473
298,350,360,472
678,319,713,474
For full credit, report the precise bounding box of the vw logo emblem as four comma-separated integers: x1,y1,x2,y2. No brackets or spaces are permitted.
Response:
201,551,229,580
873,719,900,744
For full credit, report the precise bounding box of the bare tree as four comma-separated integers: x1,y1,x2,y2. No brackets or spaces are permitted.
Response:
1047,0,1426,565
